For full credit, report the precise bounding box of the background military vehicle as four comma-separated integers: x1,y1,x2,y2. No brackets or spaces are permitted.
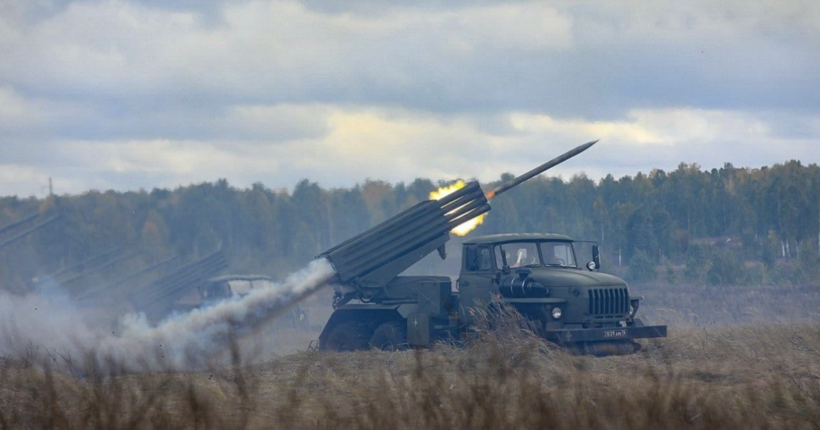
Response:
174,274,309,328
315,141,666,354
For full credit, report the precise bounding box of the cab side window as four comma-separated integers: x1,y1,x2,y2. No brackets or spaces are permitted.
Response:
478,246,492,271
465,245,493,272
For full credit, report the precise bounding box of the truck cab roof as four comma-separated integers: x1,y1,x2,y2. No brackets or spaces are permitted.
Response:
463,233,573,245
206,274,273,284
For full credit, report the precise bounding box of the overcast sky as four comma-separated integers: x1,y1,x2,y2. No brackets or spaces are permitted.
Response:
1,0,819,197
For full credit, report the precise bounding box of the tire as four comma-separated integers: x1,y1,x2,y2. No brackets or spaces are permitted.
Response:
369,321,408,351
321,321,371,351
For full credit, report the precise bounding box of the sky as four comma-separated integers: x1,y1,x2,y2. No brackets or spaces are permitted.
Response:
1,0,819,197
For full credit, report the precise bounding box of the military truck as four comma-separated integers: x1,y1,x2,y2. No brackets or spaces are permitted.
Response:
319,233,664,354
315,141,666,355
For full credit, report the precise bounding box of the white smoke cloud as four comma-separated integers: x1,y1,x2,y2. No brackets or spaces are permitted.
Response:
0,280,103,361
0,258,336,372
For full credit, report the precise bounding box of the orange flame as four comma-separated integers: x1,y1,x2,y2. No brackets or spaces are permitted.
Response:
429,180,486,236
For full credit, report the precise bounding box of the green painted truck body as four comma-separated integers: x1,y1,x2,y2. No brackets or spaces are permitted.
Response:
319,233,666,354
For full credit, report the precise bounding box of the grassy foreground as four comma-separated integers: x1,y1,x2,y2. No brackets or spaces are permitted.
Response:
1,322,819,430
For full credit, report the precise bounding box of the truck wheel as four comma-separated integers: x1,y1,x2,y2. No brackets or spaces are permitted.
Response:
322,321,371,351
370,321,407,351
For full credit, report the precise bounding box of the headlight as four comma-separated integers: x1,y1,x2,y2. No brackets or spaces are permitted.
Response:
551,307,562,319
629,300,639,317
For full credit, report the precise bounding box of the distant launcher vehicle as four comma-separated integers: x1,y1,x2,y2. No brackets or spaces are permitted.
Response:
315,141,667,355
174,274,275,312
46,241,316,328
0,210,61,251
67,251,310,326
174,275,309,329
73,255,310,328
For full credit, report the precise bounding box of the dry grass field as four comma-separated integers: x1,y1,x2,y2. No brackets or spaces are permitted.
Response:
2,323,820,429
1,283,820,429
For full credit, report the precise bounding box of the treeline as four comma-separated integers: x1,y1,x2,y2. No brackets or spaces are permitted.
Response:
1,161,819,292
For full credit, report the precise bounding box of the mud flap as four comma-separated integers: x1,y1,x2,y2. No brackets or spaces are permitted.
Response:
407,313,430,347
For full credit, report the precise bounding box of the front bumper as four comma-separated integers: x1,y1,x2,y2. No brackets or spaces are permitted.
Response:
545,324,667,343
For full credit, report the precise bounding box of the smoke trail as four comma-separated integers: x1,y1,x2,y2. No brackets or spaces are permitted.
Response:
0,259,337,372
101,258,336,370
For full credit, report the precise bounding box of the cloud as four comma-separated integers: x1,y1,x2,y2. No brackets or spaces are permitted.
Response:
4,105,814,197
5,0,816,116
0,0,819,196
0,164,53,196
0,1,573,104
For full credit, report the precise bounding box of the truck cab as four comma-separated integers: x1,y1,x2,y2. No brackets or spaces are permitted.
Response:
458,234,666,354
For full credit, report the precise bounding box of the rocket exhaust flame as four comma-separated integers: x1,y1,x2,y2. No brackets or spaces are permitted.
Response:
430,180,486,236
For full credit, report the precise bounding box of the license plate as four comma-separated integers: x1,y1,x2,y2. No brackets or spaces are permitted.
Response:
603,329,627,338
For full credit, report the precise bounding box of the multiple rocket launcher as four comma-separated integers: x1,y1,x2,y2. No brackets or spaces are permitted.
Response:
320,140,598,291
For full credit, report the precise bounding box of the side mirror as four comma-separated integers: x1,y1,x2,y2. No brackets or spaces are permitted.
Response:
591,244,601,271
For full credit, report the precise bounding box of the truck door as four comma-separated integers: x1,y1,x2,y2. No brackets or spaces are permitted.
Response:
457,244,496,326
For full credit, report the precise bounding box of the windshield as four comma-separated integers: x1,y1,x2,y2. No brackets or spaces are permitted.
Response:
540,241,577,267
228,280,253,295
493,241,578,269
494,242,540,268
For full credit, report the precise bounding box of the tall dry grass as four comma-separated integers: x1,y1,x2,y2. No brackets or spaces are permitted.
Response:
631,281,820,326
2,316,819,429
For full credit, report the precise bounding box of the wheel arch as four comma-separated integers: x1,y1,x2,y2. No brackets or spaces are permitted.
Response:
319,305,404,345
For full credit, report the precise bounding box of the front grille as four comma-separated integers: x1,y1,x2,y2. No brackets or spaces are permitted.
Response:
588,287,629,317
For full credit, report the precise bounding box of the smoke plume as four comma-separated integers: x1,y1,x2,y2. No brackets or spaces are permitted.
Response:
0,259,336,372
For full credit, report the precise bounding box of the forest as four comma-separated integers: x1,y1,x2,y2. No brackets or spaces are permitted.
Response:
1,160,819,294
